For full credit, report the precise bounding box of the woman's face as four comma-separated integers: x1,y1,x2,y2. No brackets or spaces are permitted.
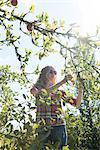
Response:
46,68,57,85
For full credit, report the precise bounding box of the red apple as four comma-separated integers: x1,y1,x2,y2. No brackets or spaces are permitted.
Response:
11,0,18,6
27,23,33,32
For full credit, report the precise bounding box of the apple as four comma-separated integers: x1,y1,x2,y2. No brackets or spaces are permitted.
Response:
11,0,18,6
27,23,33,32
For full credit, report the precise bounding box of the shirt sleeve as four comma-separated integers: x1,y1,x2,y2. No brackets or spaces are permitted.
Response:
59,90,77,106
69,98,77,106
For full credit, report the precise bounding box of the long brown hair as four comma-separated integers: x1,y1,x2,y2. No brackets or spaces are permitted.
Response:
35,66,55,90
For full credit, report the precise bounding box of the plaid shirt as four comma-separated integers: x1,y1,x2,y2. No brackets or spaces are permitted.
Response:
36,90,77,126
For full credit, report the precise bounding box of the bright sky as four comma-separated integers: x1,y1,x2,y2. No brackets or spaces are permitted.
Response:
0,0,100,80
21,0,100,34
78,0,100,35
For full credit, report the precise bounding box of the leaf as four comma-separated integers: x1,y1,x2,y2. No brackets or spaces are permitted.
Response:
29,3,35,13
23,94,26,99
6,30,10,37
62,143,71,149
30,106,36,109
18,103,22,107
94,41,100,46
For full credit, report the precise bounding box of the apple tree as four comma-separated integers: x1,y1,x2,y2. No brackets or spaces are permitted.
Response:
0,0,100,149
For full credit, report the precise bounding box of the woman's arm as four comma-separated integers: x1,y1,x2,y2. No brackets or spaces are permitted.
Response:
30,74,73,96
47,74,73,93
76,82,83,108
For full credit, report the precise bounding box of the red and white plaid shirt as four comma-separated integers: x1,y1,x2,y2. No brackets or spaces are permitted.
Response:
36,90,77,126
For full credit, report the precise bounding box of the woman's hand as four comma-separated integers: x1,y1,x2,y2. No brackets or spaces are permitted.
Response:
30,87,39,95
63,74,73,82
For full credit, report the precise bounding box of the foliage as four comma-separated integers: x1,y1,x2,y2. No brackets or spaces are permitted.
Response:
0,0,100,150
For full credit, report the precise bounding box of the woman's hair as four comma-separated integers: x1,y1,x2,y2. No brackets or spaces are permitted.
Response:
35,66,55,90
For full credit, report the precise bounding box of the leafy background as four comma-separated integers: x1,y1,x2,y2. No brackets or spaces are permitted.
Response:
0,0,100,150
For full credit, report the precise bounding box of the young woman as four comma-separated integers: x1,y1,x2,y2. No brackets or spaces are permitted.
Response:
30,66,83,150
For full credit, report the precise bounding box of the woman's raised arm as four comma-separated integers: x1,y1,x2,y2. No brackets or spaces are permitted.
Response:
76,81,83,108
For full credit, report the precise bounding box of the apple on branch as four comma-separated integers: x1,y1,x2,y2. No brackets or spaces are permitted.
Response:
27,23,33,32
11,0,18,6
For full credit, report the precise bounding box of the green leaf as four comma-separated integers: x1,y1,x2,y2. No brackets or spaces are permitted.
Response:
6,30,10,37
